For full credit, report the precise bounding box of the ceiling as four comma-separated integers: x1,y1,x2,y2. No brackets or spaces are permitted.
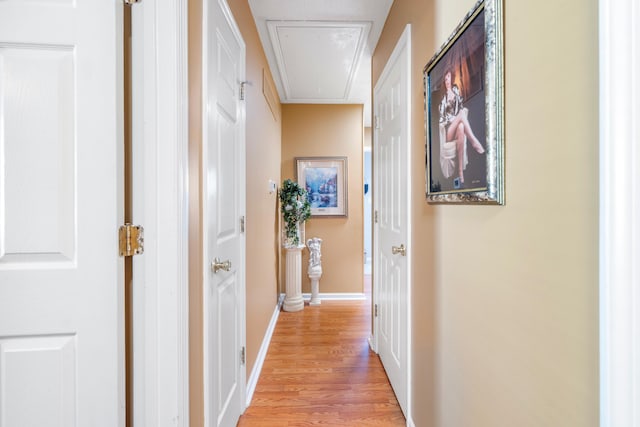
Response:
247,0,394,127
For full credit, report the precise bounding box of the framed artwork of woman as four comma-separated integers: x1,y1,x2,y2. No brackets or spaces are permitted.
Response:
423,0,505,204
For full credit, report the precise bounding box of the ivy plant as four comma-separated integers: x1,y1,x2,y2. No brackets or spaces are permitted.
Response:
279,179,311,246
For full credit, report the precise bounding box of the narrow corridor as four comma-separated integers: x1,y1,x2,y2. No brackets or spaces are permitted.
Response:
238,282,405,426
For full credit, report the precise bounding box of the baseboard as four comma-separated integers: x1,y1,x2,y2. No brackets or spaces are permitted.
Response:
306,292,366,300
368,334,377,353
245,295,284,407
277,292,367,301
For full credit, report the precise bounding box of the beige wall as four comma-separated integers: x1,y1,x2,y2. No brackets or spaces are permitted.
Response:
373,0,599,426
189,1,282,425
364,127,372,149
281,104,364,294
228,0,283,382
188,0,204,425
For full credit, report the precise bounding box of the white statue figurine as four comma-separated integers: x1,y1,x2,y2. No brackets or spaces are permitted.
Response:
307,237,322,305
308,237,322,271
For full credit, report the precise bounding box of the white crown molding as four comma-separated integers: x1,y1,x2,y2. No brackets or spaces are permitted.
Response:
266,20,371,102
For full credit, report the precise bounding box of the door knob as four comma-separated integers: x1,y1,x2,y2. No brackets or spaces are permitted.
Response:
391,244,406,256
212,257,232,273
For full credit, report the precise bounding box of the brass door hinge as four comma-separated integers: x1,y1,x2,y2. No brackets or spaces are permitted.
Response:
119,224,144,257
239,82,246,101
240,216,245,233
240,347,246,365
374,304,378,317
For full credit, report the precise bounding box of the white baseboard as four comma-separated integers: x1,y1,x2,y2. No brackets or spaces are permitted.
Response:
277,292,367,301
368,334,377,353
305,292,366,300
245,295,284,407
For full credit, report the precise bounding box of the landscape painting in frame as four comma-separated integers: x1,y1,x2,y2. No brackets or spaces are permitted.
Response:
423,0,504,204
296,157,348,217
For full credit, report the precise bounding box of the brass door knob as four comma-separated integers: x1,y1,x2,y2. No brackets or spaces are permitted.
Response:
212,257,232,273
391,244,406,256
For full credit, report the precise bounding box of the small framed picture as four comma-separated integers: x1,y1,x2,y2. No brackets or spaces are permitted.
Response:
423,0,504,204
295,156,348,217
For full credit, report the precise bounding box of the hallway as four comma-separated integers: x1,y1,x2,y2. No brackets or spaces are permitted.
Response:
238,287,405,426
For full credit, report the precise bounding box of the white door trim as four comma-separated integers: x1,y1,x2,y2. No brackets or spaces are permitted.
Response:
599,1,640,426
599,0,640,426
131,2,189,426
372,23,412,426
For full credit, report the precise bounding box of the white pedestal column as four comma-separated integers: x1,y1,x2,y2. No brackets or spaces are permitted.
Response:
308,272,321,305
283,245,305,312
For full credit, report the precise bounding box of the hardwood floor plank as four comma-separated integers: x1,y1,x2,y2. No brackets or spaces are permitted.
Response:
238,299,405,426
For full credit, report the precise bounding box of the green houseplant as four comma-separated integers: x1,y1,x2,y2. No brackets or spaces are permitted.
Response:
279,179,311,247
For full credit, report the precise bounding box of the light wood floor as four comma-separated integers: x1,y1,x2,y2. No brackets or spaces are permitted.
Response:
238,290,405,426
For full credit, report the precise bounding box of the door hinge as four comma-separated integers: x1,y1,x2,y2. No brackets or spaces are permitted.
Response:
374,304,378,317
374,210,379,224
374,115,380,130
239,82,246,101
123,0,141,4
240,216,245,233
119,224,144,257
240,347,246,365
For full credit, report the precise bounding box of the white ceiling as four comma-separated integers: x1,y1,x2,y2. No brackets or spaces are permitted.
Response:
248,0,394,127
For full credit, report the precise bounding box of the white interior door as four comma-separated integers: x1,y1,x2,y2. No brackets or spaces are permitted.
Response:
0,2,124,426
373,25,411,418
203,1,246,426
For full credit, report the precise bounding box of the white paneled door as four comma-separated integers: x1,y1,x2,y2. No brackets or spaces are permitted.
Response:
373,25,411,418
203,1,247,426
0,2,124,427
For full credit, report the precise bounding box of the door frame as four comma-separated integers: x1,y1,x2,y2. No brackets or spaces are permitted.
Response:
372,23,412,425
131,2,189,425
599,0,640,425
